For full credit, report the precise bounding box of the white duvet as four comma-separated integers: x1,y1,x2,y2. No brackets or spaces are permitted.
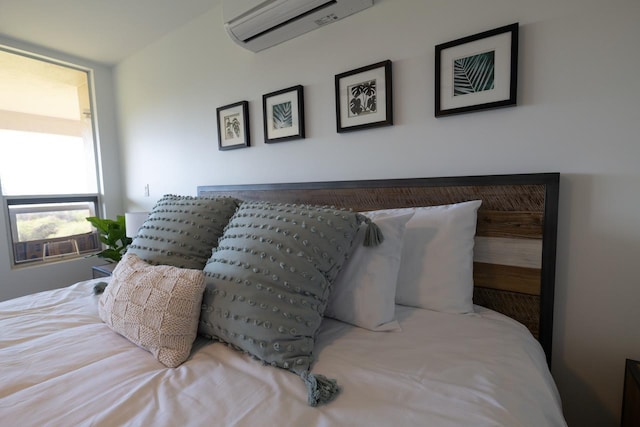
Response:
0,279,566,426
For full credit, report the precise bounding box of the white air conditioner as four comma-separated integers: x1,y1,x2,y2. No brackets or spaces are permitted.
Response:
223,0,374,52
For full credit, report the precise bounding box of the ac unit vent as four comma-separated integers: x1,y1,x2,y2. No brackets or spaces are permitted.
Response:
223,0,374,52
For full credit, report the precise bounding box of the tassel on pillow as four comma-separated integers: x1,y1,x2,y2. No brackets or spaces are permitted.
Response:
301,371,341,406
356,214,385,247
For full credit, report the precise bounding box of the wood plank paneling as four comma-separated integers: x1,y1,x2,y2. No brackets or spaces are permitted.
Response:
474,236,542,269
476,210,543,238
200,183,547,213
473,262,541,296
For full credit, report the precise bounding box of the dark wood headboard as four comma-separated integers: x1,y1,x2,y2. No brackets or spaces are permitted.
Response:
198,173,560,365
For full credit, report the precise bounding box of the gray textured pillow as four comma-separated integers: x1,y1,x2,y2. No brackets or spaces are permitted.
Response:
98,253,206,368
127,194,238,269
199,201,379,406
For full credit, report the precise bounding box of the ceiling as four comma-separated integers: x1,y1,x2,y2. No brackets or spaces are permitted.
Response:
0,0,222,65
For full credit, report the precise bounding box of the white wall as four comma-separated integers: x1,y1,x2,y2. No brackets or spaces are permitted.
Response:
114,1,640,426
0,36,123,301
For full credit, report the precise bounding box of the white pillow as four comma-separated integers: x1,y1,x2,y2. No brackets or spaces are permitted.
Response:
325,210,414,331
389,200,482,314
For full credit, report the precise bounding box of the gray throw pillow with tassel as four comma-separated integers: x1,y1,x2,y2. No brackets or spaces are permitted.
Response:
199,200,382,406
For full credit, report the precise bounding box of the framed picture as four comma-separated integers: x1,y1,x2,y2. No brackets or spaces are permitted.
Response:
217,101,250,150
435,23,518,117
262,85,305,143
335,60,393,133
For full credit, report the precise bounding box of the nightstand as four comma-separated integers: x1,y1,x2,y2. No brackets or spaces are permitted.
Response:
92,263,117,279
622,359,640,427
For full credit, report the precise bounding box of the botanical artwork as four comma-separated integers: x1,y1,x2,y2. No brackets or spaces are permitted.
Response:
453,50,495,96
348,79,377,117
224,113,241,139
272,101,292,129
262,86,303,143
435,23,517,117
217,101,249,150
335,60,392,132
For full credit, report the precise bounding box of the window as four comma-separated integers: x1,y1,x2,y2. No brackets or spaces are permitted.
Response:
7,197,99,263
0,49,101,265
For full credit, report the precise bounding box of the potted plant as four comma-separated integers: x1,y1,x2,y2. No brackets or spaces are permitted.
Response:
85,215,132,262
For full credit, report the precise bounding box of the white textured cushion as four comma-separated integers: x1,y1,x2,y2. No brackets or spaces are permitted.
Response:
98,253,206,368
389,200,482,313
325,210,414,331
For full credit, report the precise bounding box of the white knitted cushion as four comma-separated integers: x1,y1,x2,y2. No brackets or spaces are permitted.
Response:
98,253,206,368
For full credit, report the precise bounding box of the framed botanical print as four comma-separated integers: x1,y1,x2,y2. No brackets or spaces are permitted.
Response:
217,101,250,150
262,85,305,143
335,60,393,133
435,23,519,117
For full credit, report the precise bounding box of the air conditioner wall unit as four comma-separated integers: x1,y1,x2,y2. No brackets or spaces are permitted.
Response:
223,0,374,52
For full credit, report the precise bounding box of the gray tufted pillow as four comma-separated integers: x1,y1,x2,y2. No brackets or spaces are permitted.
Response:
199,200,378,406
127,195,239,269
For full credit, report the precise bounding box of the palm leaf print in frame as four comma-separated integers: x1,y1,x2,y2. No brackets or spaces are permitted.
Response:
453,51,495,96
434,23,518,117
262,85,305,143
272,101,292,129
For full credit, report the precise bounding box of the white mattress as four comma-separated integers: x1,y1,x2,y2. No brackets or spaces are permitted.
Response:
0,279,567,426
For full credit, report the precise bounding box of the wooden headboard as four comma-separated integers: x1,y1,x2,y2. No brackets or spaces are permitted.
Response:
198,173,560,365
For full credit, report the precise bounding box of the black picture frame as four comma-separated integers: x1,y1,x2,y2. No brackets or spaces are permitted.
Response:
262,85,305,144
217,101,250,150
335,60,393,133
435,23,519,117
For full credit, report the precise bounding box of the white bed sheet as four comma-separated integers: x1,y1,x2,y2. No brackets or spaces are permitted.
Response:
0,279,567,427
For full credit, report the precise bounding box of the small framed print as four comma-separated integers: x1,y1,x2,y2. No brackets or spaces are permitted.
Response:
435,23,519,117
217,101,250,150
262,85,305,144
335,60,393,133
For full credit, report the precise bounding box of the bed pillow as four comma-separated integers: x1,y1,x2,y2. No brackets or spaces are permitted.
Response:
389,200,482,313
98,253,206,368
199,201,378,406
324,210,414,331
126,194,239,269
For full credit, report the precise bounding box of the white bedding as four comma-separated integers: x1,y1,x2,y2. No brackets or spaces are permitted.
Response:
0,279,566,426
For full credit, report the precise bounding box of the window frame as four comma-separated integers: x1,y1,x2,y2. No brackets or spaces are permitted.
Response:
4,194,102,265
0,47,104,268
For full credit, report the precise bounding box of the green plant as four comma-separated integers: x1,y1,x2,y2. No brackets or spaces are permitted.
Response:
86,215,132,262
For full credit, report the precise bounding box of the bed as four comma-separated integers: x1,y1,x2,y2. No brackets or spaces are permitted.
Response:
0,173,566,426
